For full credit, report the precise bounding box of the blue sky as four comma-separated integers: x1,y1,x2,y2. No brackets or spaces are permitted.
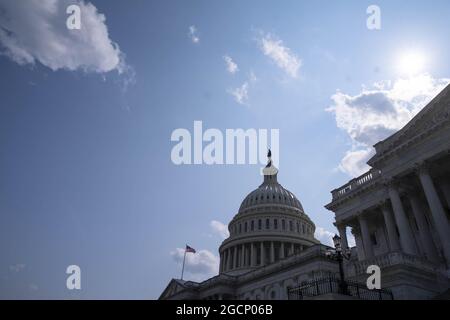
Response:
1,0,450,299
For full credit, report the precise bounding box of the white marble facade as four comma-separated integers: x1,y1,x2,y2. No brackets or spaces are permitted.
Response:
326,84,450,299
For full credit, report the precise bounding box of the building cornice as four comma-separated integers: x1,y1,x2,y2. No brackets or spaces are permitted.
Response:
368,84,450,167
219,234,318,252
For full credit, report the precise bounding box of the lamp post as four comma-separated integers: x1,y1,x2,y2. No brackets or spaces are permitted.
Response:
326,234,351,295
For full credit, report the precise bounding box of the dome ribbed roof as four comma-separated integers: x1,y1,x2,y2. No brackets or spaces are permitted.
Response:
219,150,319,275
238,150,305,214
238,178,304,213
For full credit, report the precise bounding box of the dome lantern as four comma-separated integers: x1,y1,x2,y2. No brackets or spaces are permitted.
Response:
262,148,278,184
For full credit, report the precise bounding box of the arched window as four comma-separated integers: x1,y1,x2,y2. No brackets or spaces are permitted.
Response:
282,220,286,230
239,224,242,233
274,219,278,229
244,222,247,232
258,219,262,230
251,220,254,231
266,219,270,229
289,220,293,231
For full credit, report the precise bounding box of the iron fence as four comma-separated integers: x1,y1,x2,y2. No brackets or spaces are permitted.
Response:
287,277,393,300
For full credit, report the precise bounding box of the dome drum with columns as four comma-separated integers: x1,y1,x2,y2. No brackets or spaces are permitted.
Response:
218,151,319,275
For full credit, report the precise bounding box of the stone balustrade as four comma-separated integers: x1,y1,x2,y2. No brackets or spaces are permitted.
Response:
331,169,382,201
347,251,438,277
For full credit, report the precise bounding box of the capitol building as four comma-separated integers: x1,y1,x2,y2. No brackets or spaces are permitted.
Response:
160,84,450,300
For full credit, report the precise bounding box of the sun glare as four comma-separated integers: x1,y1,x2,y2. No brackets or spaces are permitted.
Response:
397,51,426,76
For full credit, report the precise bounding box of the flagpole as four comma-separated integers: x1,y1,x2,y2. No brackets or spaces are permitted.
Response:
181,246,187,280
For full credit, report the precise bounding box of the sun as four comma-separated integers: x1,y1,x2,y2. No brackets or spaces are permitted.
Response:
397,51,426,76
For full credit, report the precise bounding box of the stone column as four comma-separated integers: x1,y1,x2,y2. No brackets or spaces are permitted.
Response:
227,248,232,271
222,253,226,272
388,184,417,255
260,242,265,266
233,246,238,269
241,244,246,267
418,167,450,264
280,242,285,259
250,243,254,267
337,224,349,249
352,227,365,260
440,179,450,209
224,251,227,272
408,194,440,263
380,203,400,251
223,252,226,272
219,253,224,273
359,215,374,259
290,243,294,255
270,242,275,263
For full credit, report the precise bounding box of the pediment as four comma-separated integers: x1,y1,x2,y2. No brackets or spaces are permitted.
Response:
159,279,188,300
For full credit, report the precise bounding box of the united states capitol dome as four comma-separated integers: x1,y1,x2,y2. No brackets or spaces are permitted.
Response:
219,150,319,275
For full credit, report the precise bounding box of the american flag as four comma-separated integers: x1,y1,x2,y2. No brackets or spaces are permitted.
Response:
185,245,196,253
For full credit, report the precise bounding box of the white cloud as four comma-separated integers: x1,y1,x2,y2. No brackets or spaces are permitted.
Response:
226,71,257,106
223,55,238,74
338,148,374,178
188,25,200,44
248,71,258,83
228,82,249,105
0,0,126,73
347,233,356,247
259,33,301,78
328,74,450,177
315,227,356,248
171,248,219,282
315,227,335,246
210,220,229,239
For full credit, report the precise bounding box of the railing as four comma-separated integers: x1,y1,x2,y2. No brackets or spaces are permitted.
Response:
331,169,382,201
349,251,438,277
287,277,393,300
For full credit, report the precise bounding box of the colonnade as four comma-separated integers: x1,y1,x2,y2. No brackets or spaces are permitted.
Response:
220,241,304,272
337,166,450,265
